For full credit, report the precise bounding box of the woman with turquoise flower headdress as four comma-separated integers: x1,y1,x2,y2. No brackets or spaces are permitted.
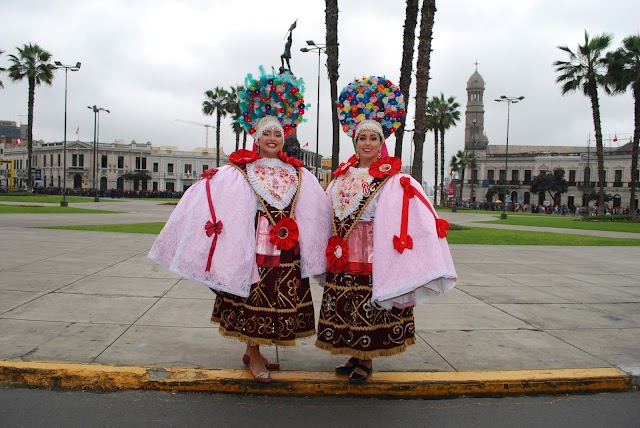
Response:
315,76,458,383
149,68,331,384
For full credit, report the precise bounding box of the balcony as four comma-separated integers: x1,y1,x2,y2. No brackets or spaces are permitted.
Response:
613,182,623,188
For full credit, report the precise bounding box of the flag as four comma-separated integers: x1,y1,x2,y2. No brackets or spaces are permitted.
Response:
613,134,618,142
15,138,20,145
288,20,297,32
76,126,79,136
303,142,309,147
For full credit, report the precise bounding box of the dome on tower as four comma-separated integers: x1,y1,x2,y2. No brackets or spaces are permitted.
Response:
466,70,485,90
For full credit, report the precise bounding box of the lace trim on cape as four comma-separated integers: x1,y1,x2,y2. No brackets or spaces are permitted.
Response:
331,167,374,221
246,157,298,210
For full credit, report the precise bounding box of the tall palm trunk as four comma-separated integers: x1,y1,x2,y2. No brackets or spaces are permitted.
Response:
394,0,419,159
235,132,240,152
588,81,606,215
27,77,35,192
325,0,340,171
215,110,222,167
440,127,446,205
411,0,436,186
459,168,465,201
432,130,439,204
242,131,247,150
630,86,640,213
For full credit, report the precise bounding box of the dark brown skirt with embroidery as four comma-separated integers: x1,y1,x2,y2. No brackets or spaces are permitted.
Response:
315,272,415,359
211,248,315,347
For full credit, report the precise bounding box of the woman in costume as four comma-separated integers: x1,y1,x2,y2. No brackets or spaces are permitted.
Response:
315,76,457,383
149,68,331,383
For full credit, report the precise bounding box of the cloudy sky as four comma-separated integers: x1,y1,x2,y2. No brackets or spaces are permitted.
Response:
1,0,638,186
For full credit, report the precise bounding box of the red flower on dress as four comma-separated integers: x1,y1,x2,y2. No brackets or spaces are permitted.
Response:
201,168,218,179
278,151,304,168
332,154,359,177
435,218,450,238
369,156,402,178
325,235,349,273
392,234,414,254
269,217,300,250
229,149,260,165
205,220,223,237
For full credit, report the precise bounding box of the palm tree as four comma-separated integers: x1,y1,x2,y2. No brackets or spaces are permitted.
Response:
325,0,340,171
425,97,439,204
227,85,243,153
450,150,475,202
605,34,640,213
7,43,55,192
0,50,5,88
554,31,613,215
202,87,229,167
434,93,461,205
394,0,420,159
411,0,437,185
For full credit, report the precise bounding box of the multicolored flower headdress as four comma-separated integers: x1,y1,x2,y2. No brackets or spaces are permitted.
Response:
337,76,406,140
237,66,308,140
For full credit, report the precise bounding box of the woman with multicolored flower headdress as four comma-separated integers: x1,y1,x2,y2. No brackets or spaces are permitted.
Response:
149,68,331,384
315,76,458,383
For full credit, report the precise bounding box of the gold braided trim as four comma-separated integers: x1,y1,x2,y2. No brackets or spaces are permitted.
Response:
212,325,316,347
213,299,314,313
317,318,415,330
314,337,416,360
332,175,391,238
270,262,299,268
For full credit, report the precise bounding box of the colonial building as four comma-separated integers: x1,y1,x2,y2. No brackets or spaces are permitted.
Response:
460,69,639,209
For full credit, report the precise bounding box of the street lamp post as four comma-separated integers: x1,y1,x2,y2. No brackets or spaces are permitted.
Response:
300,40,326,179
470,118,477,206
87,105,110,202
54,61,81,207
494,95,524,219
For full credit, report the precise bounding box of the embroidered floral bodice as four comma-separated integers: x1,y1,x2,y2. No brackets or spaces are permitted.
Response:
246,158,298,210
331,167,375,221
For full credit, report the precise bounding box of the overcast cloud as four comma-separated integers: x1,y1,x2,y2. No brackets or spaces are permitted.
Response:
1,0,638,186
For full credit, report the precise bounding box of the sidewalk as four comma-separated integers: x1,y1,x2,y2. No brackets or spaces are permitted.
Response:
0,201,639,397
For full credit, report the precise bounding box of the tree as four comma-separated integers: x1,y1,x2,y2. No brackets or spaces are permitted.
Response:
227,85,243,153
325,0,340,171
485,185,507,203
554,31,613,215
450,150,475,201
7,43,55,192
202,87,229,167
394,0,419,159
435,93,461,205
411,0,437,186
530,167,569,203
605,34,640,213
0,49,5,88
425,97,439,204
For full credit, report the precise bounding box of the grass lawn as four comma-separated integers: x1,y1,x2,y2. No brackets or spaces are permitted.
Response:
479,215,640,233
0,194,113,204
43,222,640,245
0,204,120,214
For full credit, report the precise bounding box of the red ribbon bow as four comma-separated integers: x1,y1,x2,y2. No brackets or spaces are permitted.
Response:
205,220,223,237
201,168,218,179
278,151,304,168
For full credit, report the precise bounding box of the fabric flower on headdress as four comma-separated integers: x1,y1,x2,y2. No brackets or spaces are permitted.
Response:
337,76,406,140
237,66,309,139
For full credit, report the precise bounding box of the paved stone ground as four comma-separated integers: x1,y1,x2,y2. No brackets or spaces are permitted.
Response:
0,200,638,376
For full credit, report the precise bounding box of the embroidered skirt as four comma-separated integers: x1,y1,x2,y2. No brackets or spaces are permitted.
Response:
211,248,315,347
315,272,415,359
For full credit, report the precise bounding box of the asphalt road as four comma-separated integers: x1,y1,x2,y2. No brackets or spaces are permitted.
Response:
1,388,639,427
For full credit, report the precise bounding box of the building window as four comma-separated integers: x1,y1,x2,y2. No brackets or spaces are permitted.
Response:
487,169,495,183
166,182,175,191
101,155,108,168
511,170,519,184
202,164,208,172
72,154,77,166
499,169,506,183
117,156,124,169
135,157,141,170
43,155,46,167
184,164,192,174
568,170,576,185
50,154,53,166
614,169,623,186
153,162,159,172
58,154,61,166
79,154,84,167
168,163,174,173
524,170,532,184
540,169,547,176
153,181,158,191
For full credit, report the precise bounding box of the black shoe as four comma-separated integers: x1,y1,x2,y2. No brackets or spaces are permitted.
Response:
348,363,373,383
335,357,359,375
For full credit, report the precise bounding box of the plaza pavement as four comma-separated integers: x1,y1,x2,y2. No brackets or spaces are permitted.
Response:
0,199,639,397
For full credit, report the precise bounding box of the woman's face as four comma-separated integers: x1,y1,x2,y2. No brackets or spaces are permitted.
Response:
355,130,383,167
257,128,284,158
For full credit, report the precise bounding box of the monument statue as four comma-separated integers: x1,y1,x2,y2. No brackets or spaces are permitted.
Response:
280,20,297,74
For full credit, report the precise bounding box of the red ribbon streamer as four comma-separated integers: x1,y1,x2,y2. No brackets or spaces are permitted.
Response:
204,173,223,272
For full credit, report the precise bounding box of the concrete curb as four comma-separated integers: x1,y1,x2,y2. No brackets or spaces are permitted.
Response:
0,361,632,398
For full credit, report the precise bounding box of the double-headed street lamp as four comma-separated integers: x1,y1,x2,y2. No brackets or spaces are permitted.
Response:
494,95,524,219
54,61,81,207
87,105,110,202
300,40,326,179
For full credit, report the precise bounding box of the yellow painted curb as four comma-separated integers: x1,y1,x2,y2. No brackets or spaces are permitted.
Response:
0,360,631,398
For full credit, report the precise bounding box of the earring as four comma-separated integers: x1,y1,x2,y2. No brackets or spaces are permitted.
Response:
377,151,381,159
